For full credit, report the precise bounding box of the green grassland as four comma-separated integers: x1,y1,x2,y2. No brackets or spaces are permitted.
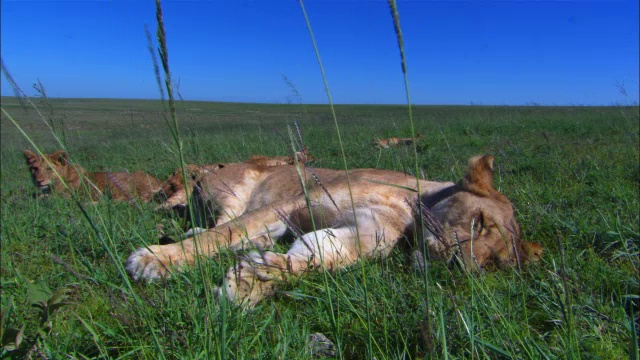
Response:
1,97,638,358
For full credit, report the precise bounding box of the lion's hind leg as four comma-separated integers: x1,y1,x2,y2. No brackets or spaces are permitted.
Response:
219,228,357,307
220,220,401,307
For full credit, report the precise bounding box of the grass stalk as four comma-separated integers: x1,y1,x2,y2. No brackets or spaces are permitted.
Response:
285,124,346,357
171,1,243,358
296,0,371,357
386,1,437,356
151,0,219,357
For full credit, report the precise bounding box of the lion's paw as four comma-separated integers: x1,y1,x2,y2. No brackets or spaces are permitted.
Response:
217,251,287,307
125,247,171,281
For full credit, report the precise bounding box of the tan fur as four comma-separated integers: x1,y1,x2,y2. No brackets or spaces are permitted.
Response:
373,134,424,149
156,163,224,210
244,147,314,166
157,149,315,211
461,155,498,196
126,155,542,307
24,150,163,202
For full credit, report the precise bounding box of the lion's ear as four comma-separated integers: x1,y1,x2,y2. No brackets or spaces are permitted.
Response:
51,150,69,164
302,147,316,161
521,241,543,263
461,154,496,196
24,150,37,162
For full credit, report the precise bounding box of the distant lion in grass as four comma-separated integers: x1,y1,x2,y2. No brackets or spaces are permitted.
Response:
373,134,424,149
127,154,542,307
24,150,163,202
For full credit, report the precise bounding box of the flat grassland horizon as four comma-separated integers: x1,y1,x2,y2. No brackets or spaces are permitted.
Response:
1,97,638,358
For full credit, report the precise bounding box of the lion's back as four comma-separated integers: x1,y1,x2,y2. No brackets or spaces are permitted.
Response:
91,171,163,201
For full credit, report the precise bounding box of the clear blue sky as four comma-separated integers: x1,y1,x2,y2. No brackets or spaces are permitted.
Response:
2,0,638,105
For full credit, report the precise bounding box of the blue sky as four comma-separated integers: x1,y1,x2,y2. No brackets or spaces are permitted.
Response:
1,0,638,105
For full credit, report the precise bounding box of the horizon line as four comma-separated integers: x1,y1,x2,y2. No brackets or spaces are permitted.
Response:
0,95,638,108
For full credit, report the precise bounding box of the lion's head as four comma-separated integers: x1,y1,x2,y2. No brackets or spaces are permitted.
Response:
156,163,224,210
423,155,542,270
160,164,208,199
23,150,83,196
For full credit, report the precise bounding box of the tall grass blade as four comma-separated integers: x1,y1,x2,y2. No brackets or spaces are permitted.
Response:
296,0,372,357
386,1,435,356
0,57,27,109
145,24,166,104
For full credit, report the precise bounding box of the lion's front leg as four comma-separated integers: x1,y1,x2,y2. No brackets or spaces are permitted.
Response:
126,243,189,280
126,218,287,281
125,238,209,280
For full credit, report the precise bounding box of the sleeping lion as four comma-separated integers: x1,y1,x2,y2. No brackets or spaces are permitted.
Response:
126,155,542,307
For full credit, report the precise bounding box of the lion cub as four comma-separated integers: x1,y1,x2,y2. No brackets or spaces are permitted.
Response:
24,150,163,202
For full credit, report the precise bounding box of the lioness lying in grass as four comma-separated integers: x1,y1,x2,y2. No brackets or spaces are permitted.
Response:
24,150,164,202
126,155,542,307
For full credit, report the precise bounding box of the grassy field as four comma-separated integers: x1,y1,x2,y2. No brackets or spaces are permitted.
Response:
0,97,638,358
